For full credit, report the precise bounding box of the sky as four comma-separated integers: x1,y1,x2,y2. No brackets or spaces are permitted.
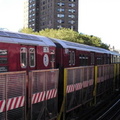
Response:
0,0,120,49
0,0,24,31
79,0,120,49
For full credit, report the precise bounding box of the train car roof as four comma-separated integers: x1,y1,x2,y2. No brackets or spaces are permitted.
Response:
50,38,111,53
0,31,56,47
110,51,120,56
51,38,120,56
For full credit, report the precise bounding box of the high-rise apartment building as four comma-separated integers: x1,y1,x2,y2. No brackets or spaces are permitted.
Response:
28,0,78,32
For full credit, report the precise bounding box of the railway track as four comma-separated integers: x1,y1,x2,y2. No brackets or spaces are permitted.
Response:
77,92,120,120
97,98,120,120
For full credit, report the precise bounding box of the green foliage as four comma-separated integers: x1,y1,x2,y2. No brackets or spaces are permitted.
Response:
79,34,102,47
20,27,109,49
38,28,81,43
19,28,33,34
100,43,109,49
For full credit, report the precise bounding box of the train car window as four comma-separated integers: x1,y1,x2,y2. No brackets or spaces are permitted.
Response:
50,54,55,62
0,50,7,55
104,54,107,64
29,48,35,67
116,56,118,63
113,55,116,63
113,56,114,63
20,48,27,68
117,56,119,63
108,55,110,64
97,57,98,64
50,51,55,69
112,56,114,63
101,56,103,64
69,51,71,65
0,50,8,64
97,56,102,65
86,56,88,65
0,57,8,64
79,54,89,66
69,51,75,65
72,51,75,65
115,56,117,63
79,54,82,66
83,55,86,65
83,55,85,66
100,56,102,64
111,55,113,64
69,51,73,65
91,53,94,65
0,50,8,72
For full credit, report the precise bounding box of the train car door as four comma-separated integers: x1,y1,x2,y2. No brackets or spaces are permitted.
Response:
20,46,36,71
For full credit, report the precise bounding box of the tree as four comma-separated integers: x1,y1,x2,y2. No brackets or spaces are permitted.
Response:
20,27,109,49
19,28,33,34
38,28,80,43
100,43,109,49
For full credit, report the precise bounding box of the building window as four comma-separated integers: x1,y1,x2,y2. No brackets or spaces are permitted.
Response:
32,9,35,11
57,8,65,12
68,9,75,13
69,26,75,30
68,15,75,18
57,25,62,28
69,0,75,1
32,24,35,26
32,18,35,21
69,3,75,7
29,5,32,8
29,15,32,18
43,6,45,10
57,14,65,18
57,19,64,23
57,2,65,6
68,20,75,24
43,1,45,4
32,13,35,16
32,4,35,7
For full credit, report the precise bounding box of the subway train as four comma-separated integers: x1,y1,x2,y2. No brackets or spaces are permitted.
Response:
0,30,119,72
0,30,120,120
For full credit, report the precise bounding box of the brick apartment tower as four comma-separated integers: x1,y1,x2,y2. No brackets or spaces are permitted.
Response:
28,0,78,32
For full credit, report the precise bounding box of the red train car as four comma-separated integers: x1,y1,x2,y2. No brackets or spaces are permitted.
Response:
0,31,58,120
49,37,120,67
48,37,120,116
0,31,56,73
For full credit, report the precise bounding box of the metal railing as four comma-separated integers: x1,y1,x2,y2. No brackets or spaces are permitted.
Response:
0,71,26,120
29,69,59,120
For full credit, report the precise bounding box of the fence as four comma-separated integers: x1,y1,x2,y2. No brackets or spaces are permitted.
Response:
0,71,26,120
0,64,119,120
29,69,59,120
64,66,94,112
